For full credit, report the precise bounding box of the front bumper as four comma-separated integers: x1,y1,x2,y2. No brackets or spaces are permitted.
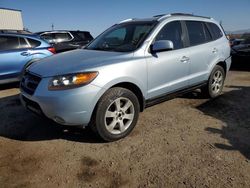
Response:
20,77,105,126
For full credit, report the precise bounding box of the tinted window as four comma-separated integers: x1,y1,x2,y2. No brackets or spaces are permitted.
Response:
84,32,93,40
41,33,55,42
204,23,213,42
105,28,126,45
75,31,93,41
0,36,19,50
55,32,72,41
75,32,86,40
19,37,30,49
186,21,206,46
155,21,183,50
27,38,41,48
208,23,223,40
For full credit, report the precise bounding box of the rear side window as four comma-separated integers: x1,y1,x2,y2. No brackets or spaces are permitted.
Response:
55,32,72,41
75,31,93,41
186,21,206,46
27,38,41,48
75,32,86,40
19,37,30,49
155,21,183,50
0,36,19,50
84,32,93,40
203,24,213,42
41,33,54,42
208,23,223,40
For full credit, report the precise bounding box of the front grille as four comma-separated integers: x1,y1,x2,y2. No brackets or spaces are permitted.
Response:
21,95,43,116
21,72,41,95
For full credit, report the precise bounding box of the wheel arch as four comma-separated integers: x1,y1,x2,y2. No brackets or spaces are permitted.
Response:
110,82,145,112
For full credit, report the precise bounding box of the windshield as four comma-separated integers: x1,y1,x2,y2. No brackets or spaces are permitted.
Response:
86,21,157,52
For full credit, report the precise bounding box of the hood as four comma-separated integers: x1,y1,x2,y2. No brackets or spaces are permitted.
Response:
29,49,133,77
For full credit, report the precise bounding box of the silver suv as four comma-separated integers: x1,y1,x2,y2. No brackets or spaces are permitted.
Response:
20,13,231,141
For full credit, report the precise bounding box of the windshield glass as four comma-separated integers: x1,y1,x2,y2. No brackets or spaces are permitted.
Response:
86,21,157,52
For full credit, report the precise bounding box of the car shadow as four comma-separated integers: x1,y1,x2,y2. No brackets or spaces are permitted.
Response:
197,85,250,159
0,82,19,90
0,94,103,143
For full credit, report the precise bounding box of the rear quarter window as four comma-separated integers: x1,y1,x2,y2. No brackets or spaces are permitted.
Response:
207,23,223,40
27,38,41,48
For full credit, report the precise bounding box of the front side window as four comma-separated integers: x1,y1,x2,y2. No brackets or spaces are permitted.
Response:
186,21,206,46
155,21,184,50
86,21,157,52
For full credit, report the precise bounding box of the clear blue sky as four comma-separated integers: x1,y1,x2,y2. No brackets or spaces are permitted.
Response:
1,0,250,37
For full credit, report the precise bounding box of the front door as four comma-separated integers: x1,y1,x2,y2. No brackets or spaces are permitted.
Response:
146,21,190,99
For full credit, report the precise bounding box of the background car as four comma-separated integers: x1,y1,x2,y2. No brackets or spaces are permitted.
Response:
0,33,55,84
231,38,250,59
230,38,244,47
36,30,93,53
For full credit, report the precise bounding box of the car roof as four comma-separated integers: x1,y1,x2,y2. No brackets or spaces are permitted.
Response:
35,30,90,34
0,33,42,40
119,13,214,24
0,33,37,37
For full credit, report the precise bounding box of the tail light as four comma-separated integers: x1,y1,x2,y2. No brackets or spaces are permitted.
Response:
48,47,56,54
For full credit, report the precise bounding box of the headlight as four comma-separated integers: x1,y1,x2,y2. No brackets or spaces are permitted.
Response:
48,72,98,90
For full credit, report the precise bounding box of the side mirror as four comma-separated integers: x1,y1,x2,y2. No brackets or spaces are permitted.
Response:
151,40,174,53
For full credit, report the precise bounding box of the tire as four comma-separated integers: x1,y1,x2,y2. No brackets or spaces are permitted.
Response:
91,87,140,142
202,65,225,98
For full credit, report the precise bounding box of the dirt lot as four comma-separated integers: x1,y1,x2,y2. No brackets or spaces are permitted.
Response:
0,66,250,188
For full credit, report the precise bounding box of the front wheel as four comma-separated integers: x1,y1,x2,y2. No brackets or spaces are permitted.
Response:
92,87,140,142
202,65,225,98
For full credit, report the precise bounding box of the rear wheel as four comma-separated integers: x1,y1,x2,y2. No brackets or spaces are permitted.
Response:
92,87,140,142
202,65,225,98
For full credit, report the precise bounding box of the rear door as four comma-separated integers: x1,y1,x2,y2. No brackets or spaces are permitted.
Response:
0,36,33,80
184,21,215,86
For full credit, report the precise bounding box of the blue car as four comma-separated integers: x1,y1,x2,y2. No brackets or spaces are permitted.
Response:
0,33,55,84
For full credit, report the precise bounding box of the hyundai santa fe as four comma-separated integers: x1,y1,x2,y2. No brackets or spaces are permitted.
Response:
20,13,231,141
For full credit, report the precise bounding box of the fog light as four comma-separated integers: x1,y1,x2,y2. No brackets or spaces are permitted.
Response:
53,116,65,124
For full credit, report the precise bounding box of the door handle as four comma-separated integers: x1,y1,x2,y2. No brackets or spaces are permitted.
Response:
212,48,218,53
180,56,190,63
21,52,31,56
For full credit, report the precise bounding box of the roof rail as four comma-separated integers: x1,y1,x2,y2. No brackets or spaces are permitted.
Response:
119,18,134,23
155,13,212,21
154,14,171,21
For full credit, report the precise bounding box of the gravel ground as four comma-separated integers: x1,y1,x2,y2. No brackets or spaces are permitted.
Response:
0,65,250,188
